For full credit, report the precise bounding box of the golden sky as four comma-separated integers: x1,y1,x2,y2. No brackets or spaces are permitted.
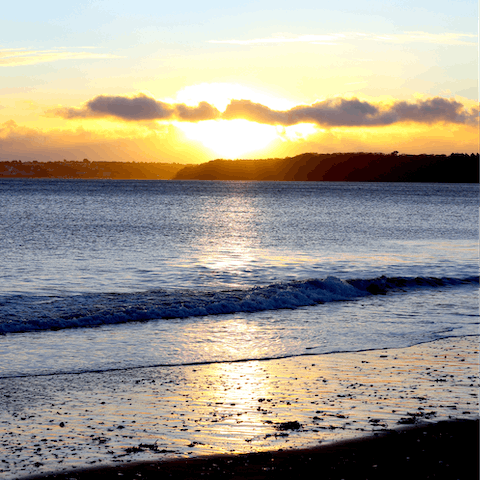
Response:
0,1,478,163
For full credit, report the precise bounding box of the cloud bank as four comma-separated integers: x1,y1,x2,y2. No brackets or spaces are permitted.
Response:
54,94,478,127
0,120,203,163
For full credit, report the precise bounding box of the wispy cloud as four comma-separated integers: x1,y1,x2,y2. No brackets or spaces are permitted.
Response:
54,94,479,127
209,34,344,45
209,31,477,46
372,31,477,46
0,48,122,67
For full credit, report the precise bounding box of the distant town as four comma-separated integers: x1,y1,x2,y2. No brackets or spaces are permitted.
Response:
0,159,186,180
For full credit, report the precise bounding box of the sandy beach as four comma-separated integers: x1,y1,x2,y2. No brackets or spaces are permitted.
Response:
22,419,480,480
1,335,478,479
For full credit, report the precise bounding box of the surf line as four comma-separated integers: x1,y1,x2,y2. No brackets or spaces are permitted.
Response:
2,335,478,380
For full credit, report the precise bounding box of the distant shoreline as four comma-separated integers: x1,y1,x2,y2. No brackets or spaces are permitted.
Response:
1,152,478,182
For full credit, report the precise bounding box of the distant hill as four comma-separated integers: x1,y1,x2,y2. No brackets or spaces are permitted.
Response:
2,153,478,182
0,160,189,179
173,152,479,183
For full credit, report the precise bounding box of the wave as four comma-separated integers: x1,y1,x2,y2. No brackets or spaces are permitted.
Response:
1,275,478,335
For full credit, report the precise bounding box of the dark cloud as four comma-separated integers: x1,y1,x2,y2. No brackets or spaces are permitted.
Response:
222,99,288,124
287,98,380,126
55,94,220,122
55,94,478,127
390,97,476,124
87,94,174,120
222,97,382,126
222,97,477,127
174,101,220,121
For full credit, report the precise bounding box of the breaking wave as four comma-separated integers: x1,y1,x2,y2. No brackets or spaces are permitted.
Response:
1,275,477,335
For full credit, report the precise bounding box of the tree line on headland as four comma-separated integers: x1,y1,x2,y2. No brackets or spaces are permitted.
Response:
1,152,478,182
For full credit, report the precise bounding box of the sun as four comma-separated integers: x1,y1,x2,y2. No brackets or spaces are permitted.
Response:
176,119,280,158
170,83,317,158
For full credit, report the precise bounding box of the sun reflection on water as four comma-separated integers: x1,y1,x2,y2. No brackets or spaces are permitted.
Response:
192,185,264,281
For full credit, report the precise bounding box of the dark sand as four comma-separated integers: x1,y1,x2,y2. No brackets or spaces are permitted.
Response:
24,419,479,480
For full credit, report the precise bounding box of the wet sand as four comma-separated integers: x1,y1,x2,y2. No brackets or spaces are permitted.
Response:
1,336,478,479
23,419,480,479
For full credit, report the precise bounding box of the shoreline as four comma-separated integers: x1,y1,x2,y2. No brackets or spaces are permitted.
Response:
3,333,479,380
22,419,480,479
1,336,478,479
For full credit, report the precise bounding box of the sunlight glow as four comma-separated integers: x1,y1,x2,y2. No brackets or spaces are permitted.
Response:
176,119,280,158
276,123,318,141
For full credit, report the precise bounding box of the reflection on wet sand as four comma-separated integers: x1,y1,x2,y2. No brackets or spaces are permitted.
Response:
0,336,478,479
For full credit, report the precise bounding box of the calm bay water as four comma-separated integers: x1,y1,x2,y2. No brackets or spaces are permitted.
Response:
0,179,478,377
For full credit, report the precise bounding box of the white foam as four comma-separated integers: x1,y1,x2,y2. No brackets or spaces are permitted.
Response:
0,275,477,336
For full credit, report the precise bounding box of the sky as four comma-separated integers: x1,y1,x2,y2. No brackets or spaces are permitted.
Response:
0,0,478,163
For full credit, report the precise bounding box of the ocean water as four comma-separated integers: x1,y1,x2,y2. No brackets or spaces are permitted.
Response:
0,179,478,378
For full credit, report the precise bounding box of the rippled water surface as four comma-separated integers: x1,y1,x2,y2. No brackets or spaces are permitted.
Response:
0,180,478,376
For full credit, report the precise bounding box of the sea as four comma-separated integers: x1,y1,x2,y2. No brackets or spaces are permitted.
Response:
0,179,478,379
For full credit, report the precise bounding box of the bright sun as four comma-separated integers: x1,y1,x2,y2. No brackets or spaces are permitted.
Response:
177,119,279,158
170,83,316,158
